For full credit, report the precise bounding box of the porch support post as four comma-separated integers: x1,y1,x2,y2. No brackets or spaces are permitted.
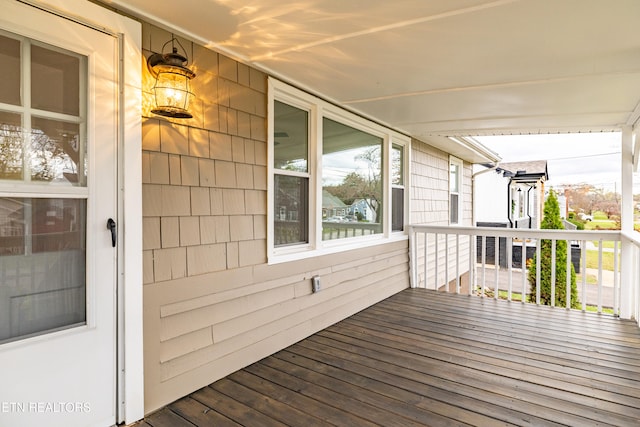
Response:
620,125,633,319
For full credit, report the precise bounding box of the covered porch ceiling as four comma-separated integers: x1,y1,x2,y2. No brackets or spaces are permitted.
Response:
108,0,640,156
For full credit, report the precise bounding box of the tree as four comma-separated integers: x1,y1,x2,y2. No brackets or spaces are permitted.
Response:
564,183,621,222
594,196,620,219
528,190,580,308
325,172,368,206
564,184,598,215
0,122,24,180
324,146,383,223
355,146,383,223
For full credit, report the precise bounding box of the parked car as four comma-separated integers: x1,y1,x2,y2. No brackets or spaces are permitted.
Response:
578,212,593,221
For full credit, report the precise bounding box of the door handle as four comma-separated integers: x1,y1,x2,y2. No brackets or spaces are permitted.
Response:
106,218,116,247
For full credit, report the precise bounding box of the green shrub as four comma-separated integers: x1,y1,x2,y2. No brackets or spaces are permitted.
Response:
567,218,584,230
528,191,580,308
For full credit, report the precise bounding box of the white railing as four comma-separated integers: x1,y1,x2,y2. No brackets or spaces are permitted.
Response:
409,225,640,324
621,231,640,325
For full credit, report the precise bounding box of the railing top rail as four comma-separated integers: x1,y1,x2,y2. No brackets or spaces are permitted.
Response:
408,224,622,241
621,230,640,246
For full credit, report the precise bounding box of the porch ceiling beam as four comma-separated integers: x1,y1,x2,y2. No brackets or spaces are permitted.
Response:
402,112,626,137
344,70,640,106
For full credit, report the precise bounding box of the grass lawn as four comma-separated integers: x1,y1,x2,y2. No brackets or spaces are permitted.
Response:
593,211,609,220
585,305,615,315
584,219,617,230
591,240,616,249
582,210,619,230
576,272,598,285
585,249,617,271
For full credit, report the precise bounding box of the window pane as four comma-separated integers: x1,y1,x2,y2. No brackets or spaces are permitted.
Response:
0,197,86,344
274,174,308,246
392,144,403,185
31,117,84,185
274,101,308,172
0,198,24,255
0,34,21,106
31,44,81,116
322,118,382,240
450,163,459,192
450,193,459,224
0,112,23,180
31,198,85,253
392,187,404,232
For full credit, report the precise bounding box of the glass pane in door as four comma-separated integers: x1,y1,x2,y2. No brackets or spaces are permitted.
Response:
30,117,83,184
0,33,21,106
31,43,81,116
0,197,86,344
0,111,23,180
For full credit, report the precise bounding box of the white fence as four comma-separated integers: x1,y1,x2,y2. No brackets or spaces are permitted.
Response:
409,225,640,324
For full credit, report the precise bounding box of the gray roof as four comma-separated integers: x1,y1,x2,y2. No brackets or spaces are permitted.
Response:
322,190,348,209
497,160,549,181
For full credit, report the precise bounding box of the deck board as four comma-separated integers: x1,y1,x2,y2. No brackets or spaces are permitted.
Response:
141,289,640,426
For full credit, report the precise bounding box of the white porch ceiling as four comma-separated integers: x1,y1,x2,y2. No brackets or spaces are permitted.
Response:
108,0,640,141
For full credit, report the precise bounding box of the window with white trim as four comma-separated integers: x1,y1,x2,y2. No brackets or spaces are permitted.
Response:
273,100,309,247
449,156,463,225
391,144,405,232
268,79,409,261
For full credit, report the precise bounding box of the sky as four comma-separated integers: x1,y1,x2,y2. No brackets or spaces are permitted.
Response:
475,132,634,193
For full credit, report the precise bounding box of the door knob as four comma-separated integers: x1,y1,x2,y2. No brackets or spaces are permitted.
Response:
106,218,116,247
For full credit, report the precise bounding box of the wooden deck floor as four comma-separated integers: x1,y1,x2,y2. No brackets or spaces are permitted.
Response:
140,289,640,426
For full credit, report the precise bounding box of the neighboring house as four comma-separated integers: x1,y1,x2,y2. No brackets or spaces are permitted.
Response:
321,190,349,220
474,160,550,269
350,198,376,222
0,2,500,427
474,160,548,229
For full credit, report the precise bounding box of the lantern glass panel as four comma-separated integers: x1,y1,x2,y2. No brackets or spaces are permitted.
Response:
153,71,191,111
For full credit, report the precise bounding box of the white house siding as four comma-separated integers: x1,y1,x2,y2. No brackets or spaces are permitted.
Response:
463,160,473,225
474,170,510,225
410,139,472,289
141,23,411,413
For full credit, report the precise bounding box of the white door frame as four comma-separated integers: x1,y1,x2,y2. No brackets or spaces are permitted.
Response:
24,0,144,424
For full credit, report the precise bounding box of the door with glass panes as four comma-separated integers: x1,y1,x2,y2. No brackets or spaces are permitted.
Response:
0,2,118,426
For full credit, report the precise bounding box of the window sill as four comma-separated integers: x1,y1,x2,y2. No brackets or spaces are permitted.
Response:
268,232,408,265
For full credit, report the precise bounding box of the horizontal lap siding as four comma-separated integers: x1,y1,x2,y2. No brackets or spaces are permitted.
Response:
144,241,409,411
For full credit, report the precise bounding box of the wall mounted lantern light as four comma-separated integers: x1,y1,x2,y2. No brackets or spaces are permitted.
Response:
147,38,196,119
